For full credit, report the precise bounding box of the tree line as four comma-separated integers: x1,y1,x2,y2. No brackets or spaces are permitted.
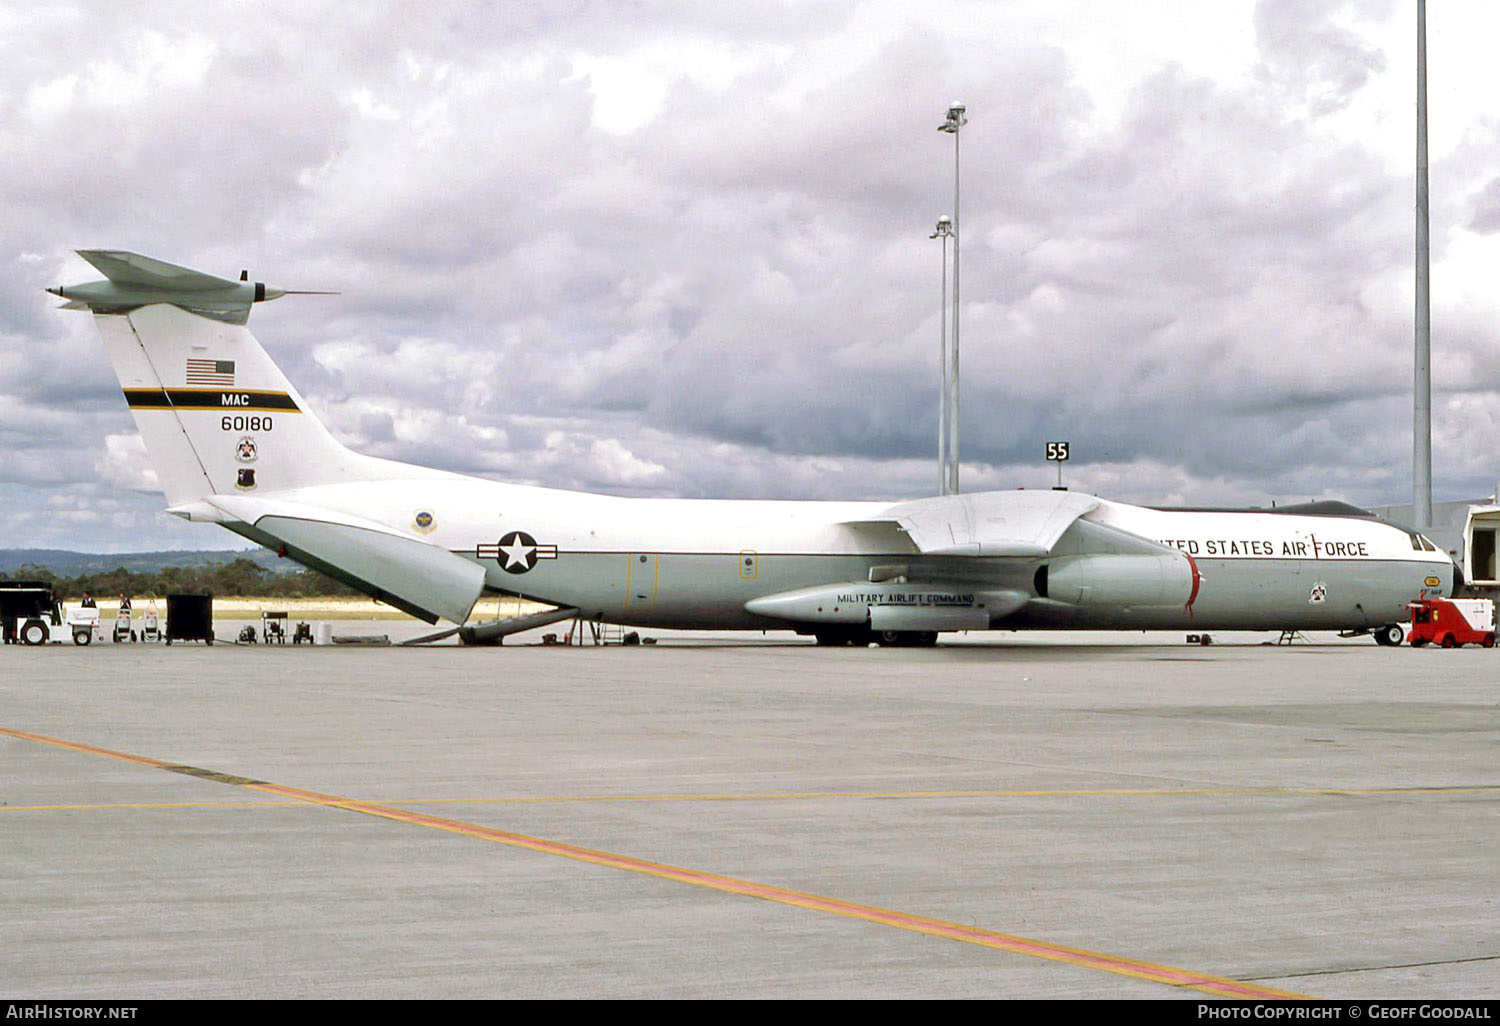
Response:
1,558,360,599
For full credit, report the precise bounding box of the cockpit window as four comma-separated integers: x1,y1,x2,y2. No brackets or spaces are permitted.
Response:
1409,532,1424,551
1420,535,1437,552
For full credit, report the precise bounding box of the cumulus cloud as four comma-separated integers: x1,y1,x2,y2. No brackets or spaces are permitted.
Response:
3,0,1500,551
96,432,159,493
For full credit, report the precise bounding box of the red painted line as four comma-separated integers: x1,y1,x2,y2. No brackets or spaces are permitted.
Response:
2,725,1311,1000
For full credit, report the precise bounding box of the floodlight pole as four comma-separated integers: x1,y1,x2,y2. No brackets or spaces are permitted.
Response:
939,102,967,494
931,216,954,495
1414,0,1432,531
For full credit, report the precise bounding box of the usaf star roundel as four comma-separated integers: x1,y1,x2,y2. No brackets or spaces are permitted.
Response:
490,530,558,574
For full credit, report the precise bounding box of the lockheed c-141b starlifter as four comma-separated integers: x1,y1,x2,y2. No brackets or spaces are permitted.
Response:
51,251,1456,646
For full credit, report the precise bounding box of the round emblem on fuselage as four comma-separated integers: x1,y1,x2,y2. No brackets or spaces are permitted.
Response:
497,530,541,573
412,510,436,534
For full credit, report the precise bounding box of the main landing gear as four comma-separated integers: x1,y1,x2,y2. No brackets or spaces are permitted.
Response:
811,627,939,648
1339,624,1406,646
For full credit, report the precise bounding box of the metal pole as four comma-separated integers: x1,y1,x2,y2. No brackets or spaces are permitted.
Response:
1414,0,1432,531
950,106,963,494
931,217,953,495
930,216,954,495
936,102,972,495
938,103,967,494
939,230,950,496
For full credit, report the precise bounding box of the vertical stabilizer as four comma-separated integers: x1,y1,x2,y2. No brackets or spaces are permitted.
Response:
95,311,216,507
58,251,477,625
56,252,448,507
102,303,387,503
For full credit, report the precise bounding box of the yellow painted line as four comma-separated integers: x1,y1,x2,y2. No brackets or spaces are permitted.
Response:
243,777,1311,1000
1,724,1309,999
1,800,304,812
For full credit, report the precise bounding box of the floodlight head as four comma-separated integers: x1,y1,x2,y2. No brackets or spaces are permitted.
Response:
938,102,967,132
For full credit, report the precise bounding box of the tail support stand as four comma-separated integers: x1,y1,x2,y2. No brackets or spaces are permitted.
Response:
403,606,580,646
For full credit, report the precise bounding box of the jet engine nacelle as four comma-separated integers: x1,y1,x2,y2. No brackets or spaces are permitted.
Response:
744,582,1028,630
1043,552,1196,609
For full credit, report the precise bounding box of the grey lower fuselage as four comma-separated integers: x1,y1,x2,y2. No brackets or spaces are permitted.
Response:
405,483,1451,633
474,550,1435,632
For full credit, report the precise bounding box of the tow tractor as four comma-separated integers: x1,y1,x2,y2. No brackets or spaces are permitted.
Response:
1407,598,1497,648
1,583,103,646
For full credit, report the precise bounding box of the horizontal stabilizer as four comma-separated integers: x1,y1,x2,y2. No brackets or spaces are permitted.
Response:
78,250,240,291
51,250,325,325
206,494,484,624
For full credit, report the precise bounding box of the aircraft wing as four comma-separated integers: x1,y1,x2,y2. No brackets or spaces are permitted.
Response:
181,494,485,625
760,489,1197,631
853,489,1103,557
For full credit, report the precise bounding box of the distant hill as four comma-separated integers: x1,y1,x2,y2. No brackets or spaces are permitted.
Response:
0,548,293,577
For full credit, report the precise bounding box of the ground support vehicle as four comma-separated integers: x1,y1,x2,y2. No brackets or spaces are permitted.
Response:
18,605,102,646
67,607,104,645
1408,598,1497,648
165,593,214,645
112,610,136,643
2,582,53,644
262,611,288,644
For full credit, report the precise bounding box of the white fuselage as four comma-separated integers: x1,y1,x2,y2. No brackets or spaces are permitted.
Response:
245,477,1454,633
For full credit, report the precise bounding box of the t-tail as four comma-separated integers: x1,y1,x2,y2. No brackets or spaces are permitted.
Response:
53,251,483,624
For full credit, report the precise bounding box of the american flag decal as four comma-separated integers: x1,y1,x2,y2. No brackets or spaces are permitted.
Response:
185,359,235,386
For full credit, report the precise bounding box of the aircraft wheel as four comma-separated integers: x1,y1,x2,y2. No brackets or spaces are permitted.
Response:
73,631,91,646
21,621,46,646
878,630,904,647
1440,633,1457,649
916,631,939,647
1374,624,1404,647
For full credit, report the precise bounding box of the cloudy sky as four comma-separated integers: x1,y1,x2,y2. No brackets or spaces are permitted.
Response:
3,0,1499,552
